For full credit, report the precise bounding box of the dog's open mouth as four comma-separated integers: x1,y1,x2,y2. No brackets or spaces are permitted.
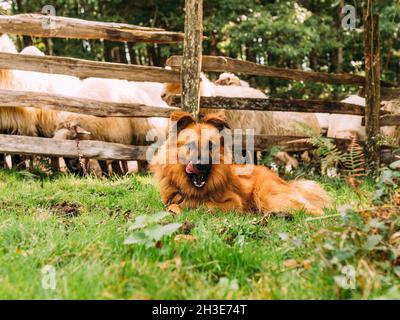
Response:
185,161,210,188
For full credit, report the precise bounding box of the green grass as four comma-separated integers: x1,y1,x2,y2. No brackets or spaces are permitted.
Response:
0,169,391,299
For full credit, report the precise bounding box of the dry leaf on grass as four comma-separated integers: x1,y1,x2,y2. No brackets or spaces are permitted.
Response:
158,256,182,270
167,204,182,215
283,259,299,268
283,259,311,269
174,234,196,243
302,260,312,269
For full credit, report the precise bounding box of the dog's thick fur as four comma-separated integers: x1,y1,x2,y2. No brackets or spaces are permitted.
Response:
151,112,332,216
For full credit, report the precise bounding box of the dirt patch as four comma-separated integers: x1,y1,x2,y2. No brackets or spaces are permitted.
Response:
51,201,81,218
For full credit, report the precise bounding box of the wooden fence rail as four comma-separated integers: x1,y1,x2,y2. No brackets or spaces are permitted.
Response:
379,114,400,127
0,52,180,83
167,55,395,87
171,96,368,115
0,14,184,43
0,89,396,123
0,89,178,118
0,134,148,161
0,133,395,164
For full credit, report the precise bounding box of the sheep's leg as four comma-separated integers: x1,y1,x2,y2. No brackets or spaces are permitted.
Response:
5,154,12,169
98,160,109,177
275,151,299,173
137,160,148,174
58,158,68,174
51,157,61,173
0,154,4,168
64,158,83,175
110,160,124,176
11,154,27,170
88,159,103,178
120,161,129,175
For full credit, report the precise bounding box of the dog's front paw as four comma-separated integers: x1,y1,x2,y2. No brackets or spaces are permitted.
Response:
167,204,182,215
166,191,184,206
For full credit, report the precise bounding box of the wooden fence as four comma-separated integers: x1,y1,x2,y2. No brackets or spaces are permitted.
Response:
0,3,399,170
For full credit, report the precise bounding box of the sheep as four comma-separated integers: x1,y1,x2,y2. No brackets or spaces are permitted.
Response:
381,99,400,145
215,72,250,87
0,35,82,171
327,95,366,140
0,34,39,136
53,77,172,174
54,78,169,144
163,73,320,135
161,73,321,170
20,45,45,56
327,95,400,146
0,34,81,137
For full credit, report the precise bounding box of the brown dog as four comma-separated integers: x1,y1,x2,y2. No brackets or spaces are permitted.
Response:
151,112,331,216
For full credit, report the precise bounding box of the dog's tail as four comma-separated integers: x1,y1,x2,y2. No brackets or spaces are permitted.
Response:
289,180,332,215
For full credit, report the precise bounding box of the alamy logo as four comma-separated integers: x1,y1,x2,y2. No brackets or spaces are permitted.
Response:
42,5,57,30
341,5,356,30
335,265,356,290
41,265,57,290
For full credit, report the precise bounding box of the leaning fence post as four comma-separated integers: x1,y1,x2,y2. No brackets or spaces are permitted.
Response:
364,8,381,172
181,0,203,119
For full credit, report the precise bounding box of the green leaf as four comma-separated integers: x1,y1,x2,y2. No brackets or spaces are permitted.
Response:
144,223,182,241
124,231,149,245
364,235,383,251
394,266,400,278
389,160,400,170
129,211,171,231
367,219,388,231
380,170,395,185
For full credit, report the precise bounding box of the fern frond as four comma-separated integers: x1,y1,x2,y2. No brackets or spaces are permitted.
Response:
294,122,345,175
342,134,367,177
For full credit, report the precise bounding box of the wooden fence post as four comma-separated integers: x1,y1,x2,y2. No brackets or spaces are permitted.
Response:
364,7,381,172
181,0,203,119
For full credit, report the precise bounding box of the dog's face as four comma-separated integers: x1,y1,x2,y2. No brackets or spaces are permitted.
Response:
170,112,230,190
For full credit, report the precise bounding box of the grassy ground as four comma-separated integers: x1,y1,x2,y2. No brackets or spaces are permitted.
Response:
0,168,394,299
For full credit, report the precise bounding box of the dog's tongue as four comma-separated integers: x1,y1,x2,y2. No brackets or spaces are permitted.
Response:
185,161,200,175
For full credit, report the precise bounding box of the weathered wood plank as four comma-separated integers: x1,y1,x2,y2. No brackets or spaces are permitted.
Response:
0,14,184,43
167,55,395,87
379,114,400,127
170,96,367,115
280,137,353,153
281,138,396,165
0,52,180,83
1,133,395,164
252,135,308,151
381,88,400,101
364,11,381,170
0,134,148,160
0,89,178,117
181,0,203,119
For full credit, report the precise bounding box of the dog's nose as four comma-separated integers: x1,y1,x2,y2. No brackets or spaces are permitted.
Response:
194,163,211,172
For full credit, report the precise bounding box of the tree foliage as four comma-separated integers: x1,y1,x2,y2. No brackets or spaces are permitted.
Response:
3,0,400,98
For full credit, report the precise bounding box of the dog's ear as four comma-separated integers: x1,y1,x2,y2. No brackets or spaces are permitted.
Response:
204,113,231,131
170,111,195,132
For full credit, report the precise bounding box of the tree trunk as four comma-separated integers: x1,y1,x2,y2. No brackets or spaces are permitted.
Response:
181,0,203,119
364,8,381,172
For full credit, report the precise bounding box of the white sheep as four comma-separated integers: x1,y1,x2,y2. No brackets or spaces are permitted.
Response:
162,73,321,170
53,77,172,174
327,95,399,145
0,34,38,136
0,34,81,137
